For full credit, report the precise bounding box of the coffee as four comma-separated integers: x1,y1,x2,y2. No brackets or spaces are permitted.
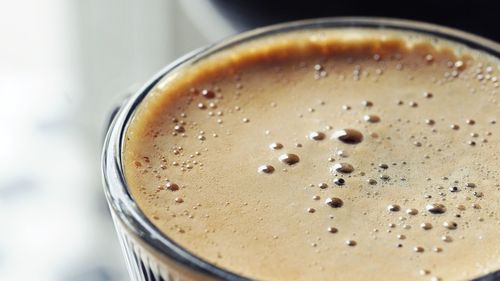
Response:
123,29,499,281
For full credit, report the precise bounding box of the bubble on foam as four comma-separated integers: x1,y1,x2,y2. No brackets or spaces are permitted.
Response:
420,223,433,230
426,203,446,214
379,174,390,181
473,191,483,198
363,114,381,123
443,221,457,230
331,129,363,144
174,125,185,133
201,89,215,99
279,153,300,165
466,182,476,188
325,197,344,208
387,204,401,212
331,162,354,174
441,235,453,242
378,163,389,169
165,182,179,191
258,165,275,174
336,150,348,158
406,208,418,215
423,92,433,98
309,131,326,141
327,227,338,233
346,240,357,246
433,246,443,253
425,119,435,125
269,142,283,150
362,100,373,107
318,183,328,189
333,178,346,186
413,246,424,253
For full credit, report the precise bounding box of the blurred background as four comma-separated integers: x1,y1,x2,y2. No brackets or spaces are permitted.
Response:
0,1,498,281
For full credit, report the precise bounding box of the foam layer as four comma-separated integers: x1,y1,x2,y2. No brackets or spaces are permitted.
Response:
124,29,500,281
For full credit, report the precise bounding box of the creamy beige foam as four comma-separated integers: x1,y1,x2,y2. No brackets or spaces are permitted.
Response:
123,29,500,281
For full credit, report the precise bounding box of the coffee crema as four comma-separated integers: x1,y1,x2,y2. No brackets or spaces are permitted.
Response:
123,29,499,281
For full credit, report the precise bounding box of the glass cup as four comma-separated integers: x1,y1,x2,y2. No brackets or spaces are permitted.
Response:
102,18,500,281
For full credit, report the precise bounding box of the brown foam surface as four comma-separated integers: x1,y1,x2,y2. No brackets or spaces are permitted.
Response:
124,29,500,281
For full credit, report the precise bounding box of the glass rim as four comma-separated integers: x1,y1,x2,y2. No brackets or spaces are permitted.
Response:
102,17,500,281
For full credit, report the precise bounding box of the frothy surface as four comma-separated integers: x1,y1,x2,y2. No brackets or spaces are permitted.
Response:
124,29,500,281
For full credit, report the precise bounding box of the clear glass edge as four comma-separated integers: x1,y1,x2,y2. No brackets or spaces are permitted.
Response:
102,17,500,281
